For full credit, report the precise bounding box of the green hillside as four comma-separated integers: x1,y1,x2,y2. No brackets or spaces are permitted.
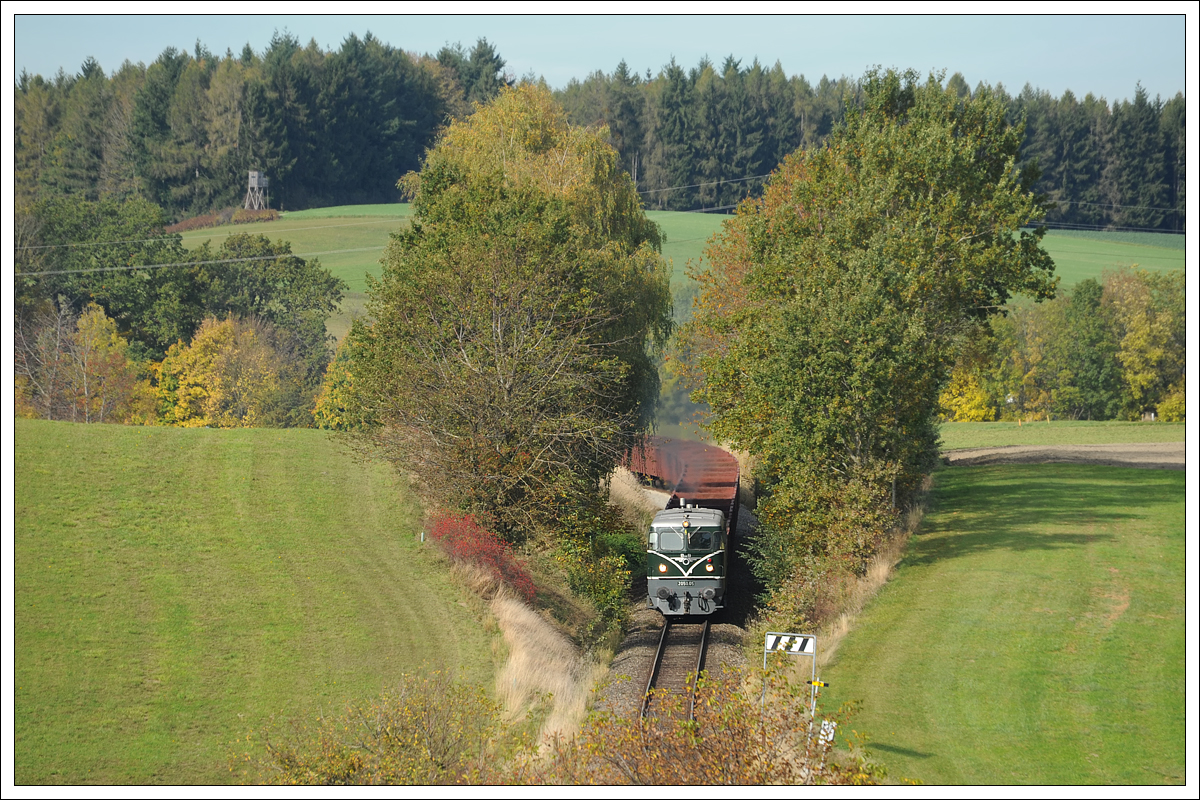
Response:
178,204,411,295
14,419,492,784
1037,229,1184,287
822,464,1185,784
177,205,1183,341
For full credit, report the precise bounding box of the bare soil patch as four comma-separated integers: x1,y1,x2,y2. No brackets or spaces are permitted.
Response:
944,442,1184,470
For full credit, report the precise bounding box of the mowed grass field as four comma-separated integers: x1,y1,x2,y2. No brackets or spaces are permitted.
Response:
1036,229,1184,287
822,463,1185,784
178,204,414,341
14,419,493,784
940,420,1186,450
647,214,1184,298
178,204,1183,339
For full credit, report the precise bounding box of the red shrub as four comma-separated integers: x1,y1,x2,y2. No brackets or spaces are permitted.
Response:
166,212,221,233
233,209,280,224
164,208,279,234
427,514,536,602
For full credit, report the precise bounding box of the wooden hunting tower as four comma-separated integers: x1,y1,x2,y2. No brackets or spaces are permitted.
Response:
244,170,269,211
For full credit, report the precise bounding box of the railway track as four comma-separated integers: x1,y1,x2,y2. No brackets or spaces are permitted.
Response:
641,618,709,720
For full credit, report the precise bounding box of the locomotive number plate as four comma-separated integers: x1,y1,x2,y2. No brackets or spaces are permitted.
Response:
677,580,695,586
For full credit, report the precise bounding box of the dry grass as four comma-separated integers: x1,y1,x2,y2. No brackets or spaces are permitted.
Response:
450,562,605,743
606,466,670,525
814,476,932,671
726,448,759,510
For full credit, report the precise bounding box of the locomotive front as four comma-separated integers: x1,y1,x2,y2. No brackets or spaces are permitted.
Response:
647,506,727,615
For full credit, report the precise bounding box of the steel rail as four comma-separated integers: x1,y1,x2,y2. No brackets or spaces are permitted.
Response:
689,619,710,721
641,618,710,722
641,618,671,718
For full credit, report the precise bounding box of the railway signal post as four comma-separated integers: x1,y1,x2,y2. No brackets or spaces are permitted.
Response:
762,632,820,718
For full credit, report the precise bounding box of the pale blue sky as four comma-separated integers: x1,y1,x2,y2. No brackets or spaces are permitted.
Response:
10,11,1190,104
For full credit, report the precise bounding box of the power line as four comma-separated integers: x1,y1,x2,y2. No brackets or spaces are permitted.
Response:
639,174,772,195
15,217,407,253
17,246,386,278
19,176,751,253
655,204,741,215
1027,220,1186,235
1054,199,1181,213
1042,248,1182,261
14,177,1181,254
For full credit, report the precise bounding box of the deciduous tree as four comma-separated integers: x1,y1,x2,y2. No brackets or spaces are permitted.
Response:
15,301,149,423
155,315,289,428
680,69,1056,626
349,85,671,542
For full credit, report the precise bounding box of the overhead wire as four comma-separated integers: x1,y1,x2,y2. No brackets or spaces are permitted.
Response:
18,246,387,278
15,217,409,252
1053,199,1181,213
14,177,1182,256
1026,220,1186,235
638,173,773,195
19,227,1180,279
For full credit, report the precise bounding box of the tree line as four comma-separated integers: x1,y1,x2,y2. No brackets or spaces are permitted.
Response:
561,62,1185,231
15,33,508,217
17,35,1185,231
940,268,1186,423
15,194,346,428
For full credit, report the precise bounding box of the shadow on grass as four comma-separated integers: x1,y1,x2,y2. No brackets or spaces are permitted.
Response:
904,465,1181,567
868,742,934,759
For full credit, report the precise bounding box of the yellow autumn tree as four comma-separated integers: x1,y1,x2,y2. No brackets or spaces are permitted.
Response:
156,316,285,428
1103,268,1185,419
938,366,994,422
312,337,371,431
15,301,152,423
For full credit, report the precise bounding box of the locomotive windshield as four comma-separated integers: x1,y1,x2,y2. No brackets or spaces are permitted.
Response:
650,525,721,552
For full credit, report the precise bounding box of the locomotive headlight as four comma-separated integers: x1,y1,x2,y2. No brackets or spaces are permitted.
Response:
658,564,668,573
705,563,714,572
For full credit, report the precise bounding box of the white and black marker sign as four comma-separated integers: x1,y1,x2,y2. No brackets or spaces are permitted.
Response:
764,632,815,654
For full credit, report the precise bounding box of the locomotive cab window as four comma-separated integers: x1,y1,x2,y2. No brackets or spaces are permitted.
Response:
650,525,721,552
689,528,716,551
656,529,687,552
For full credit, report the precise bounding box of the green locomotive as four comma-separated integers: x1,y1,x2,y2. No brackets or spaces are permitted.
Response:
647,504,728,615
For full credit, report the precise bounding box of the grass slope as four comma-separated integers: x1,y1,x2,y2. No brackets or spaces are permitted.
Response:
1037,231,1184,287
822,464,1185,784
178,205,1184,340
179,208,409,295
939,421,1185,450
14,419,492,784
645,210,731,287
645,214,1185,307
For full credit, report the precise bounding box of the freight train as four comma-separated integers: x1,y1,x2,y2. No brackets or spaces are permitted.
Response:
627,437,740,616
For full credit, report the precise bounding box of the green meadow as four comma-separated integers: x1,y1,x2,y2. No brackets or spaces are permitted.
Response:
939,420,1186,450
178,205,1183,340
647,215,1185,300
179,204,411,295
822,464,1185,784
1035,229,1184,287
14,419,492,784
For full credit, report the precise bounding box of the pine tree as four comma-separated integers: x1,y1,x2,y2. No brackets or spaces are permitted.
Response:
1108,85,1168,230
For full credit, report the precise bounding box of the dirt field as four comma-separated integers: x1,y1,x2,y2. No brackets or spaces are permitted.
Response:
944,441,1185,470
